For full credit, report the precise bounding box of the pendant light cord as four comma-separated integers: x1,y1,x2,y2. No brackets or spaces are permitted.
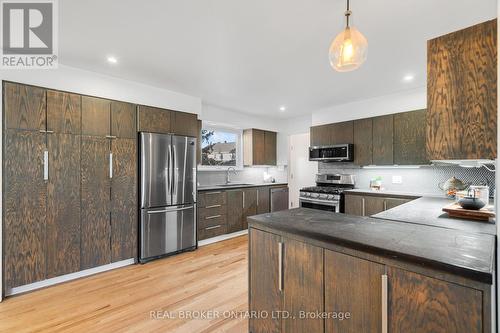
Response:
345,0,351,27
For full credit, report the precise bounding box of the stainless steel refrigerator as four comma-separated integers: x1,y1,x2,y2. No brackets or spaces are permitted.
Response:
139,132,197,262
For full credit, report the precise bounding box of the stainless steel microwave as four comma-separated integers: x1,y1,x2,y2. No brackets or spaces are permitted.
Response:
309,144,354,162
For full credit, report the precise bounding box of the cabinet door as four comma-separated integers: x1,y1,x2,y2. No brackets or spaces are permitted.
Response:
82,96,111,137
227,190,243,233
264,131,277,165
364,196,386,216
111,138,137,262
354,118,373,166
171,111,198,137
252,129,266,165
325,251,385,333
46,134,81,278
385,198,412,210
137,105,172,134
257,187,270,214
283,238,324,333
4,82,46,131
394,110,428,165
111,101,136,139
81,136,111,269
243,188,258,229
331,121,354,144
310,124,333,146
249,228,282,333
344,194,364,216
388,267,483,333
4,130,47,288
47,90,81,134
373,115,394,165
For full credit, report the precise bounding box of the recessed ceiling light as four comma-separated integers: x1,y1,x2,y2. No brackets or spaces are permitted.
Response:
279,106,286,112
107,56,118,64
403,74,414,82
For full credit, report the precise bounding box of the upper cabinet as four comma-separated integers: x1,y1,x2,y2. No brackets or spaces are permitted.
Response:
372,115,394,165
427,19,497,160
4,82,46,131
137,105,199,137
82,96,111,137
111,101,136,139
47,90,81,134
243,129,277,166
310,121,353,147
394,110,428,165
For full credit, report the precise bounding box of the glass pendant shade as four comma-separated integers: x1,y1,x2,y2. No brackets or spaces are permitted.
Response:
329,26,368,72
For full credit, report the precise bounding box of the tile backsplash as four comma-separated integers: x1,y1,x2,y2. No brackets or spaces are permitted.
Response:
318,163,495,197
197,166,288,186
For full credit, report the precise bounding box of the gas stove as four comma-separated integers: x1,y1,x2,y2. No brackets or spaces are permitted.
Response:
299,174,355,213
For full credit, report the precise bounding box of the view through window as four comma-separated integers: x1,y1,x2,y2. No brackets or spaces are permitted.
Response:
201,128,239,166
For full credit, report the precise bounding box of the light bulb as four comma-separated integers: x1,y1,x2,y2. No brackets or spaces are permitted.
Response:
329,26,368,72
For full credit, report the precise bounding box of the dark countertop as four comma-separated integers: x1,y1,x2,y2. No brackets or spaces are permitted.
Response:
198,182,288,191
248,208,495,284
373,197,496,235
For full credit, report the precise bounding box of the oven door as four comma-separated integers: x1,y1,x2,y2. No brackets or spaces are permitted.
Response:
299,198,339,212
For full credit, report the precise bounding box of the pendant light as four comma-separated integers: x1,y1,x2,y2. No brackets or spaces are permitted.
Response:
329,0,368,72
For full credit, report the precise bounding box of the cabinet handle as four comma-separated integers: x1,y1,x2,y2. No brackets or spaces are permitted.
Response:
206,191,222,195
243,191,246,209
109,152,113,179
382,274,388,333
205,204,221,209
43,150,49,181
383,200,387,211
205,215,221,220
361,197,366,216
278,242,284,292
106,135,117,139
39,129,54,134
205,225,221,230
256,190,259,208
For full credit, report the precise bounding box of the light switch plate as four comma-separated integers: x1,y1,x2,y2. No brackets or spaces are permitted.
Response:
392,175,403,184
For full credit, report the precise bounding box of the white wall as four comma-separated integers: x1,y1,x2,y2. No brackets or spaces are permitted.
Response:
288,133,317,208
311,87,426,125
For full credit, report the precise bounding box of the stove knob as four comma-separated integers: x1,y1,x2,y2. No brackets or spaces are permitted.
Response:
311,193,319,199
327,195,334,200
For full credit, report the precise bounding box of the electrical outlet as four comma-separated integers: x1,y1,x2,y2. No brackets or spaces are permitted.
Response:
392,175,403,184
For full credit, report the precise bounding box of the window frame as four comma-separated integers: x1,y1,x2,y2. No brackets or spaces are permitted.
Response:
198,124,244,171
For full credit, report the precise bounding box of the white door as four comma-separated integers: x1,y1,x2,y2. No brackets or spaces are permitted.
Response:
288,133,317,208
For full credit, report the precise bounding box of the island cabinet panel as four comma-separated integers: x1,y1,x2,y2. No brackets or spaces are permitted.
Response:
47,90,81,134
249,228,282,333
427,19,497,160
81,96,111,137
111,101,136,139
4,82,46,131
257,187,270,214
325,251,385,333
283,239,324,333
388,267,483,333
137,105,172,134
372,115,394,165
46,134,81,278
242,188,258,229
227,190,244,233
394,110,428,165
3,130,47,288
354,118,373,166
111,138,137,262
80,136,111,269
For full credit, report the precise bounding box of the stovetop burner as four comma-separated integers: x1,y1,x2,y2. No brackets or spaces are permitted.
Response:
300,186,346,194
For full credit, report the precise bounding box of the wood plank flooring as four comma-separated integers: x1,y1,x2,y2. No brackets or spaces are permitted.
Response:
0,235,249,333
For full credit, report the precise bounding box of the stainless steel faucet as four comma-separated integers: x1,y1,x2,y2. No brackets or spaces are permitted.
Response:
226,167,237,184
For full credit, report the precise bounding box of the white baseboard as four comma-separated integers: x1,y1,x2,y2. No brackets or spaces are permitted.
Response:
5,258,135,296
198,229,248,246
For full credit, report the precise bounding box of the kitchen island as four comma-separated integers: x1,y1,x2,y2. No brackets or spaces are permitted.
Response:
248,208,494,333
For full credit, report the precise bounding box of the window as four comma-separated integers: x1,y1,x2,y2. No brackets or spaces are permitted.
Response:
201,126,242,169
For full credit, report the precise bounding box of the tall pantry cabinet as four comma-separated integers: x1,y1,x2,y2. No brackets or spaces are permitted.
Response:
2,82,137,292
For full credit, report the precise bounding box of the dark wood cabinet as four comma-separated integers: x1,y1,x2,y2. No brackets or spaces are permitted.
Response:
325,250,385,333
427,19,497,160
372,115,394,165
227,190,244,233
244,129,277,166
111,138,137,262
111,101,136,139
388,267,483,332
257,187,270,214
283,238,324,333
47,90,81,134
385,198,412,210
354,118,373,166
80,136,111,269
394,110,428,165
4,82,46,131
310,124,333,146
344,194,364,216
345,193,416,217
243,188,258,229
82,96,111,137
3,130,47,288
172,111,198,137
46,134,81,278
364,196,386,216
310,121,353,147
137,105,172,134
197,191,228,241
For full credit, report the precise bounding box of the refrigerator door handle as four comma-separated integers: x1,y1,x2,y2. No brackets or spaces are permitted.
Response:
168,144,173,196
172,144,177,196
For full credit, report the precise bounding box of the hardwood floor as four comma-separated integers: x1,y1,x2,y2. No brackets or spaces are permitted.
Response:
0,236,248,333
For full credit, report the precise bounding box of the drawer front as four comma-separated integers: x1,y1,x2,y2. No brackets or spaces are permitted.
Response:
199,191,227,207
198,214,227,230
198,205,227,220
198,224,228,240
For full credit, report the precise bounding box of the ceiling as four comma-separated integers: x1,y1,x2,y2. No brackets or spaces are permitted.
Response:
59,0,497,119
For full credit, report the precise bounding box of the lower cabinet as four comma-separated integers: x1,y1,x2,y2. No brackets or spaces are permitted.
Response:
243,188,258,229
344,193,415,216
249,228,490,333
227,190,244,233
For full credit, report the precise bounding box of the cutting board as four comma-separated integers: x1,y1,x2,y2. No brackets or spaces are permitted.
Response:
442,203,495,222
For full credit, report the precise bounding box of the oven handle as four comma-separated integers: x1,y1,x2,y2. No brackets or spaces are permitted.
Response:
299,198,339,207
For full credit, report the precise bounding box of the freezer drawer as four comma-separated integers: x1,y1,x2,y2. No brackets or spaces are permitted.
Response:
140,204,196,261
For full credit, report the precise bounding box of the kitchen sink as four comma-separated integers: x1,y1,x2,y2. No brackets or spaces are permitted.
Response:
215,183,253,187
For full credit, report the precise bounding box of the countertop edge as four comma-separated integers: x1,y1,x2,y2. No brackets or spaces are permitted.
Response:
198,183,288,191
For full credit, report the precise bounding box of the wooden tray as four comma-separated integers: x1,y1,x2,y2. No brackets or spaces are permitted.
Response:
442,203,495,221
